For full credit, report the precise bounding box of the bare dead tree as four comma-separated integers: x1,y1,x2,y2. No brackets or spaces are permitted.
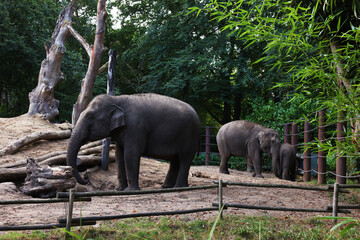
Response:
27,0,107,125
71,0,107,126
27,3,76,120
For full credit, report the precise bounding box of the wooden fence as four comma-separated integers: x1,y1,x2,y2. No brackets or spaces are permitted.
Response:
0,181,359,234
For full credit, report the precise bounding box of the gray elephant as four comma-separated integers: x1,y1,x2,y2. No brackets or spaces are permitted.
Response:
67,93,200,190
279,143,297,181
216,120,280,178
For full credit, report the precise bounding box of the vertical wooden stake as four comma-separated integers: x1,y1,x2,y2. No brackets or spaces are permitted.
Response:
101,49,116,170
304,121,311,182
218,179,223,219
205,126,211,166
318,111,326,184
332,183,339,223
66,189,75,239
284,123,291,144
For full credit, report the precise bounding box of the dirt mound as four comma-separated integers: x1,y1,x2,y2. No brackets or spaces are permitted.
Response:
0,115,357,228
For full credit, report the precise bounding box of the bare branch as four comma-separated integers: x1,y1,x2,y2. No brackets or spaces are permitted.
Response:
66,23,92,57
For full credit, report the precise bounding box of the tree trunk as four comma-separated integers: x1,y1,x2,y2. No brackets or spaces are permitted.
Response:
27,3,76,120
71,0,107,127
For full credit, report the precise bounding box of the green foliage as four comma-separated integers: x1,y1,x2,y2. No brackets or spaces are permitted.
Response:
193,0,360,176
0,0,66,117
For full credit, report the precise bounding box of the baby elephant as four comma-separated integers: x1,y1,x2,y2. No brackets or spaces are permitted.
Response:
279,143,297,181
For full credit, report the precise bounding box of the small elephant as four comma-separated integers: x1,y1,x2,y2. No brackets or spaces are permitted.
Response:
216,120,280,178
67,93,200,190
279,143,297,181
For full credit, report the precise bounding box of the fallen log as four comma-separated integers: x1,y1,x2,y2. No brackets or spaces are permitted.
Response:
0,140,111,168
0,130,71,157
0,154,115,183
20,158,76,198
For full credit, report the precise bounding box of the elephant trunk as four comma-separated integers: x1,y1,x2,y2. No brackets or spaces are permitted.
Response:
67,131,89,185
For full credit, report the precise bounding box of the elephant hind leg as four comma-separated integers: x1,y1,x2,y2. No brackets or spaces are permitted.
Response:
219,153,231,174
174,152,195,188
163,159,179,188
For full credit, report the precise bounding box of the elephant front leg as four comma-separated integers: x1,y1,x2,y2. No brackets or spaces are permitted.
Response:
116,144,127,190
123,150,141,191
251,151,264,178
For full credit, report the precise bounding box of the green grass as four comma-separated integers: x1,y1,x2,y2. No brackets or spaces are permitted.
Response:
0,215,359,240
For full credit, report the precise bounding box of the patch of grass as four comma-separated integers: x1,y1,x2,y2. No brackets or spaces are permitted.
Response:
1,215,359,240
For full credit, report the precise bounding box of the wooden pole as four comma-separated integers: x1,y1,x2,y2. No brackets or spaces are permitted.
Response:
101,49,116,170
205,127,211,166
218,179,223,219
336,110,346,184
284,123,291,144
66,189,75,239
318,111,326,184
304,121,311,182
332,183,339,223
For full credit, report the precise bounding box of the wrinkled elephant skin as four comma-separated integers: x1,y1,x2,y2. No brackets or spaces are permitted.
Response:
279,143,297,181
67,93,200,190
216,120,280,178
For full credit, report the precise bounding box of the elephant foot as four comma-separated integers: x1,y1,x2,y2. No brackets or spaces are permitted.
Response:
219,169,230,174
252,173,264,178
162,183,175,189
174,183,189,188
125,186,141,191
116,184,128,191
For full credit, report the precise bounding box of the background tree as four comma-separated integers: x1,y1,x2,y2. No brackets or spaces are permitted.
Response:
110,0,287,125
192,0,360,173
0,0,66,117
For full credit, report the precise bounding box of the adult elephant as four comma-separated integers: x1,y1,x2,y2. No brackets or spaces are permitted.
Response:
216,120,280,178
279,143,297,181
67,93,200,190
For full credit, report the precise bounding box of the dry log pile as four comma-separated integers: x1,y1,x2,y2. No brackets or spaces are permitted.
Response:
0,131,115,188
20,158,77,198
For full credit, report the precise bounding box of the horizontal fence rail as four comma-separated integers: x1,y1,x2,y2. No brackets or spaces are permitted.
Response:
1,181,359,234
56,184,218,198
58,207,220,224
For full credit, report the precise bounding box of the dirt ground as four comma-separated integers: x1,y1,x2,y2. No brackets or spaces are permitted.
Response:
0,114,359,231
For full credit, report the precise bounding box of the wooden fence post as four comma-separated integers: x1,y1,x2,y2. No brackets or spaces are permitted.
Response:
304,121,311,182
218,179,223,219
318,111,326,184
66,189,75,239
205,127,211,166
291,122,298,171
101,49,116,170
336,111,346,184
332,183,339,223
291,122,298,152
284,123,291,144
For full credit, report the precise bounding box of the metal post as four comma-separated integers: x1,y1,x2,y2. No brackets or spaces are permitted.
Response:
205,126,211,166
218,179,223,219
318,111,326,184
304,121,311,182
284,123,291,144
332,183,339,223
336,110,346,184
101,50,116,170
66,189,75,239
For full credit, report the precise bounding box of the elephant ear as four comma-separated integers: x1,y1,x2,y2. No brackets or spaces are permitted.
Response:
109,104,126,131
257,131,265,145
